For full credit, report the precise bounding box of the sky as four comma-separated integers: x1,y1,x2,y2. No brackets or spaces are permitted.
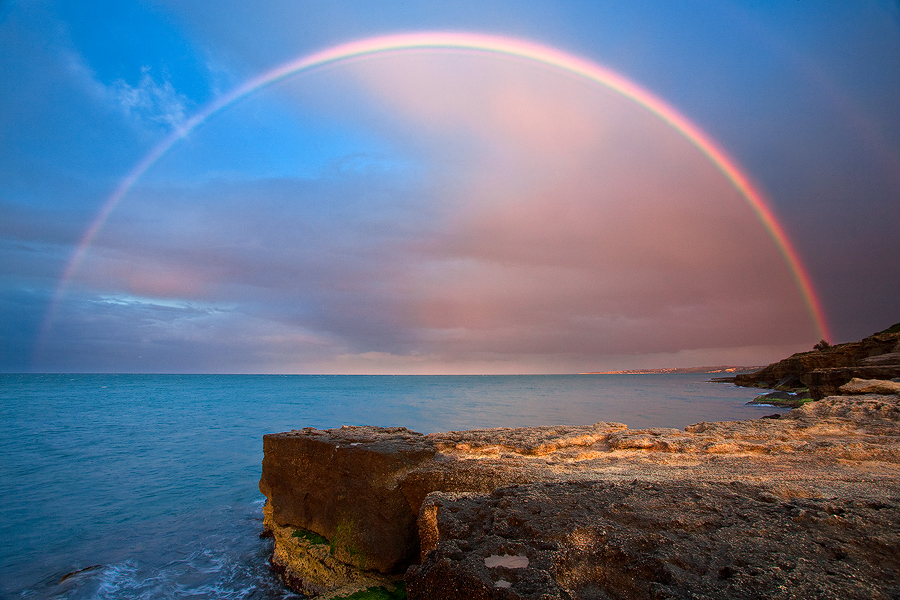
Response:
1,0,898,374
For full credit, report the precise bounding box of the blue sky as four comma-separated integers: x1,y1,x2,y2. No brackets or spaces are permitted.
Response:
2,0,899,373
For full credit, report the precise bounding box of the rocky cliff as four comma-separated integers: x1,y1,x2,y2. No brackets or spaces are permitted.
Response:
259,390,900,599
732,323,900,399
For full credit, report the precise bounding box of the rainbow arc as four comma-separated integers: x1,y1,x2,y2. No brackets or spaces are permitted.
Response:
45,32,831,343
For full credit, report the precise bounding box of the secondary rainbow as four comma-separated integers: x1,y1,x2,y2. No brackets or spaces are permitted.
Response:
47,31,832,342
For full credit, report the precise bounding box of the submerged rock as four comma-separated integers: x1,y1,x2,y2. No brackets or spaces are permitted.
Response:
745,390,810,408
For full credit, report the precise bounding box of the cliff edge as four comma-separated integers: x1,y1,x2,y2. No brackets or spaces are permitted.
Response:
259,391,900,599
732,322,900,399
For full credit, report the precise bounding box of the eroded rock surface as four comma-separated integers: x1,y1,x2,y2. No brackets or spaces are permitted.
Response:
262,502,401,599
259,395,900,598
840,377,900,396
409,480,900,600
259,426,436,574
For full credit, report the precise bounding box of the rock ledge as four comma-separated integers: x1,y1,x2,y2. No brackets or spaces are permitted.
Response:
732,325,900,399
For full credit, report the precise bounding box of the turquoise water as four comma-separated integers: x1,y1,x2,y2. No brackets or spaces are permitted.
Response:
0,373,780,598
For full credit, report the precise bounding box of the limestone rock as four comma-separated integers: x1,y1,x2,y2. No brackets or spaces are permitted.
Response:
840,377,900,395
260,395,900,597
733,326,900,398
859,352,900,366
263,502,400,599
805,366,900,399
407,480,900,600
259,425,436,574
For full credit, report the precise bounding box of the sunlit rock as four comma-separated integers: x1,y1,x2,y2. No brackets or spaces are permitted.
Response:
260,394,900,598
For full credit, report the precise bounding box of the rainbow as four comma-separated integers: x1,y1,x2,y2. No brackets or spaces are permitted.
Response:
46,31,831,342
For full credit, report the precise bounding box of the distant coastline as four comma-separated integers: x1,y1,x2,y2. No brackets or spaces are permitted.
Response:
579,365,763,375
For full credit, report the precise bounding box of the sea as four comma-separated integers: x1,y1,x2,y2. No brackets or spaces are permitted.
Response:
0,373,784,599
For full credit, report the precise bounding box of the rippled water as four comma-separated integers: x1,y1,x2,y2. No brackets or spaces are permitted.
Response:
0,373,778,598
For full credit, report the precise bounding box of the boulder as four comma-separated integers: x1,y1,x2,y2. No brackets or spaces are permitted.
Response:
259,426,436,574
840,377,900,395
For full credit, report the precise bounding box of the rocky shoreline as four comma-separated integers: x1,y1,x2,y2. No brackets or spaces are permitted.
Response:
731,324,900,400
258,325,900,599
259,391,900,599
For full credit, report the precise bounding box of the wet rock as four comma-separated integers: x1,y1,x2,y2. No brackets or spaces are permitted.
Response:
263,502,400,598
746,390,807,408
773,374,805,391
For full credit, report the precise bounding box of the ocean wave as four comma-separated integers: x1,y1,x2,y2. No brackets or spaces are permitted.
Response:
18,538,298,600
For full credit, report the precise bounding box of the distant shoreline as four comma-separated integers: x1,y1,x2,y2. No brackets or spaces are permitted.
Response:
579,365,763,375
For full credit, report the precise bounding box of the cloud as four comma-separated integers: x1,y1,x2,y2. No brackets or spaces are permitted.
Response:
111,66,190,129
39,52,823,373
46,34,192,134
33,289,340,373
336,54,819,356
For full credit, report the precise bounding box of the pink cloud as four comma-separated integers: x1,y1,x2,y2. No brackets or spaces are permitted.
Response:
336,52,817,366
